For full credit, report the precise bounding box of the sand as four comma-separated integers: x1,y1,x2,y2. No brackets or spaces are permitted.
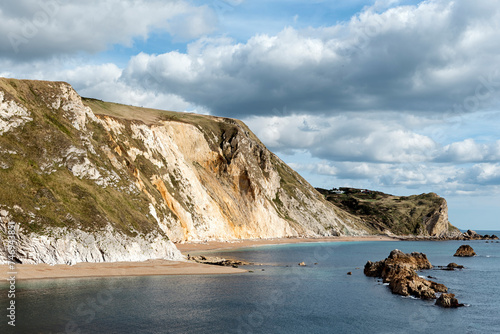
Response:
1,259,247,281
1,235,396,281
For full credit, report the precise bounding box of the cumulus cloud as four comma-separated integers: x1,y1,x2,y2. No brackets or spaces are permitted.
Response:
2,0,500,201
120,0,500,117
246,110,500,195
245,113,438,163
458,163,500,186
0,0,217,59
437,139,500,163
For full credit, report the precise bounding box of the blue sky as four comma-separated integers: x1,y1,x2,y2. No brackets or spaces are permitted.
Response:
1,0,499,230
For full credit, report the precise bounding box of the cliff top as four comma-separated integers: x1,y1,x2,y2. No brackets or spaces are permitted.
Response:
317,187,460,236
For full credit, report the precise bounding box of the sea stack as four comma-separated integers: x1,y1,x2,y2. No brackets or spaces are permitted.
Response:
454,245,476,257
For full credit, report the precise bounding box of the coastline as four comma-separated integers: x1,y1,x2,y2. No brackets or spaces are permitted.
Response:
1,235,395,281
176,235,397,253
1,259,247,281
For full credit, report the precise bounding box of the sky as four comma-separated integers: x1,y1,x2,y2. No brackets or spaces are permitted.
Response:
1,0,499,230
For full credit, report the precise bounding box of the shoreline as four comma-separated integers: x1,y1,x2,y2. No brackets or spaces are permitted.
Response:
1,235,396,281
1,259,247,281
175,235,397,253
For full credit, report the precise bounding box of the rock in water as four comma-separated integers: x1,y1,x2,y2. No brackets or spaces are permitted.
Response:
364,249,463,307
435,293,464,308
447,263,464,269
298,262,306,266
454,245,476,257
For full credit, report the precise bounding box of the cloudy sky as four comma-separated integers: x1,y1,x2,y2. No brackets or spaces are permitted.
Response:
1,0,499,230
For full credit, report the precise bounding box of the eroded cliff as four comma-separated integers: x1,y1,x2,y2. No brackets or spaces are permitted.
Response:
0,78,368,264
317,188,461,238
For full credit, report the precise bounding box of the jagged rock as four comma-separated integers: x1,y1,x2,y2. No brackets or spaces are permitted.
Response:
460,230,497,240
364,249,433,278
454,245,476,257
466,230,479,238
456,230,499,241
435,293,464,308
364,250,458,305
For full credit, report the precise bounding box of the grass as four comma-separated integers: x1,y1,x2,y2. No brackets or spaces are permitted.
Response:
317,187,457,236
2,77,382,241
0,78,170,237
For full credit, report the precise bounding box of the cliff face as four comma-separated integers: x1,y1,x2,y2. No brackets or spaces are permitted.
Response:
318,188,461,238
0,78,367,264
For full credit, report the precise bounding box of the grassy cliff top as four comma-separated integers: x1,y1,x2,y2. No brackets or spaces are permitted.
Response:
82,97,265,150
316,187,451,235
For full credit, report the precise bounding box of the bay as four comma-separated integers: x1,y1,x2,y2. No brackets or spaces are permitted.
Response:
1,237,499,333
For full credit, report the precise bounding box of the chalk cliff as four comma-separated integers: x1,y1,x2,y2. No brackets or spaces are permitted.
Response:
0,78,367,264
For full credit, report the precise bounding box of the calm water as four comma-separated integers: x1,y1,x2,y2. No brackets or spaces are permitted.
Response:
2,236,500,333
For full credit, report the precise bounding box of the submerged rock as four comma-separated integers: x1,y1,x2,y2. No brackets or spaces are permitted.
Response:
364,249,462,307
447,263,464,269
454,245,476,257
190,255,250,267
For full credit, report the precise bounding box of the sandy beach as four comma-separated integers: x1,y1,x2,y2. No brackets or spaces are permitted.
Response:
1,259,247,281
2,235,395,281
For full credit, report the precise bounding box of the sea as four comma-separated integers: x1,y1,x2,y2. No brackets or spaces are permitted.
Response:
2,231,500,334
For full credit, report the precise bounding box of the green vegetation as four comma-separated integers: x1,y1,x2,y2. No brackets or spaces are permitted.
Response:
317,187,446,235
82,97,264,153
0,78,163,237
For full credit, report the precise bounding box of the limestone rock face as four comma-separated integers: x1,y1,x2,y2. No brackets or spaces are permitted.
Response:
0,78,370,264
0,212,183,265
422,197,453,237
454,245,476,257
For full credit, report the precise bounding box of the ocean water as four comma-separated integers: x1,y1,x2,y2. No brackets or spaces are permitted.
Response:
2,237,500,334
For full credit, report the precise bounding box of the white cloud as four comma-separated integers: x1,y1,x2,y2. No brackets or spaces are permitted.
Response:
438,139,500,163
0,0,217,59
2,0,500,202
115,0,500,118
245,113,438,163
459,163,500,185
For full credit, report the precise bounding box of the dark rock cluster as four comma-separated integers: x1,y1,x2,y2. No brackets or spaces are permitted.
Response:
364,249,464,308
460,230,498,240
